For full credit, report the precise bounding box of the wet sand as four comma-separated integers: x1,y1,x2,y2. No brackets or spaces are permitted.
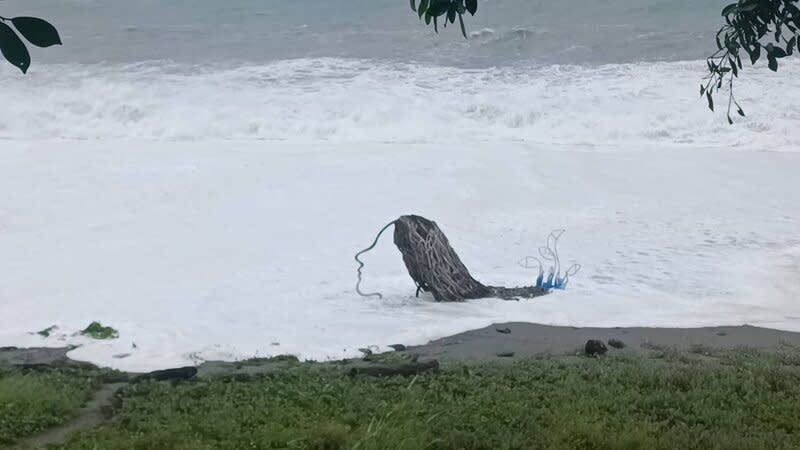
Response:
4,323,800,372
409,323,800,362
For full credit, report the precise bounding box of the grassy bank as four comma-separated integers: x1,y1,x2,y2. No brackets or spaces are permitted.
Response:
3,348,800,449
0,365,102,447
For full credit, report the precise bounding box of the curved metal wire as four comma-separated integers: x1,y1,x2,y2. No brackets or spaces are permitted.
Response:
522,229,579,290
354,220,397,299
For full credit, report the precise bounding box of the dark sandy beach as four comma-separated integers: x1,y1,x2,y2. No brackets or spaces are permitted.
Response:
409,322,800,363
4,323,800,372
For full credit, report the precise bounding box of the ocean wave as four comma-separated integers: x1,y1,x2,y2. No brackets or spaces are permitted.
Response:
0,58,798,149
473,27,546,43
469,28,496,39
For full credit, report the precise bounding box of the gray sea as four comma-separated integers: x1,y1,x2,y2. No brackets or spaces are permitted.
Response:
0,0,797,146
4,0,729,66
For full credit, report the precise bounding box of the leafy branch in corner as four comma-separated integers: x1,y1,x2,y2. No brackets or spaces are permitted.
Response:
0,14,61,73
410,0,478,39
704,0,799,123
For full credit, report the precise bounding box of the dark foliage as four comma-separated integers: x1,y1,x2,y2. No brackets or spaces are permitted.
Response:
0,15,61,73
704,0,799,123
411,1,797,122
410,0,478,39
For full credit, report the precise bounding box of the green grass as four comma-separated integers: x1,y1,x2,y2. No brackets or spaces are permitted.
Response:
0,366,100,446
35,326,58,338
79,322,118,340
54,349,800,450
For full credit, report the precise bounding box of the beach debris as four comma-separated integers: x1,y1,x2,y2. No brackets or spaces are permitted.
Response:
34,325,58,338
358,345,381,359
355,215,547,302
607,339,626,349
519,229,581,290
79,322,119,340
585,340,608,356
349,358,439,377
496,351,515,358
392,215,491,301
363,351,416,364
496,327,512,334
134,366,198,382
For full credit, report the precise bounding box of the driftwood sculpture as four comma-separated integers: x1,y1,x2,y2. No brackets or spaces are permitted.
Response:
355,215,547,302
393,215,490,301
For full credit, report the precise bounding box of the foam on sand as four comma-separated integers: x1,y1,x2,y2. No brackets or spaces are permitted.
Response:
1,140,798,371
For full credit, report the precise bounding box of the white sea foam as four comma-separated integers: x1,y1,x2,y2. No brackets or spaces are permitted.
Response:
1,58,798,150
3,0,798,374
1,139,798,371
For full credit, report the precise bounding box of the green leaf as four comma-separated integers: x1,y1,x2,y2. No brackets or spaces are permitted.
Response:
749,44,761,64
706,92,714,111
448,5,457,24
721,3,738,16
418,0,429,19
767,54,778,71
787,36,796,56
10,17,61,48
700,84,705,96
737,1,758,12
458,12,467,39
772,47,787,58
727,114,733,125
410,0,416,12
736,105,746,117
466,0,478,15
730,57,738,76
428,0,449,17
0,22,30,73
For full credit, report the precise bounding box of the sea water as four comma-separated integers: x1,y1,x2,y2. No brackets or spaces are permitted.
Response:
1,0,798,370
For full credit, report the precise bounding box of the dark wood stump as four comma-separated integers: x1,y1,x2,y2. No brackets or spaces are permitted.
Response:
356,214,547,302
392,215,491,302
391,215,548,302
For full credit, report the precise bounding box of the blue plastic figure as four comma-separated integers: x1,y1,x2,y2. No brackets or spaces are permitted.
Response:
520,229,580,291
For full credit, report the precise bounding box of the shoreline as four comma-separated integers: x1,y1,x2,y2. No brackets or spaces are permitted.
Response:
409,322,800,362
4,322,800,374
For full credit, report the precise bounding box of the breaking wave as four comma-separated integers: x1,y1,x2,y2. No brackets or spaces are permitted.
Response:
1,58,798,150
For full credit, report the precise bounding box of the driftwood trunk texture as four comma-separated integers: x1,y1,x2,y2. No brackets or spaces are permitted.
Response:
393,215,491,302
392,215,548,302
